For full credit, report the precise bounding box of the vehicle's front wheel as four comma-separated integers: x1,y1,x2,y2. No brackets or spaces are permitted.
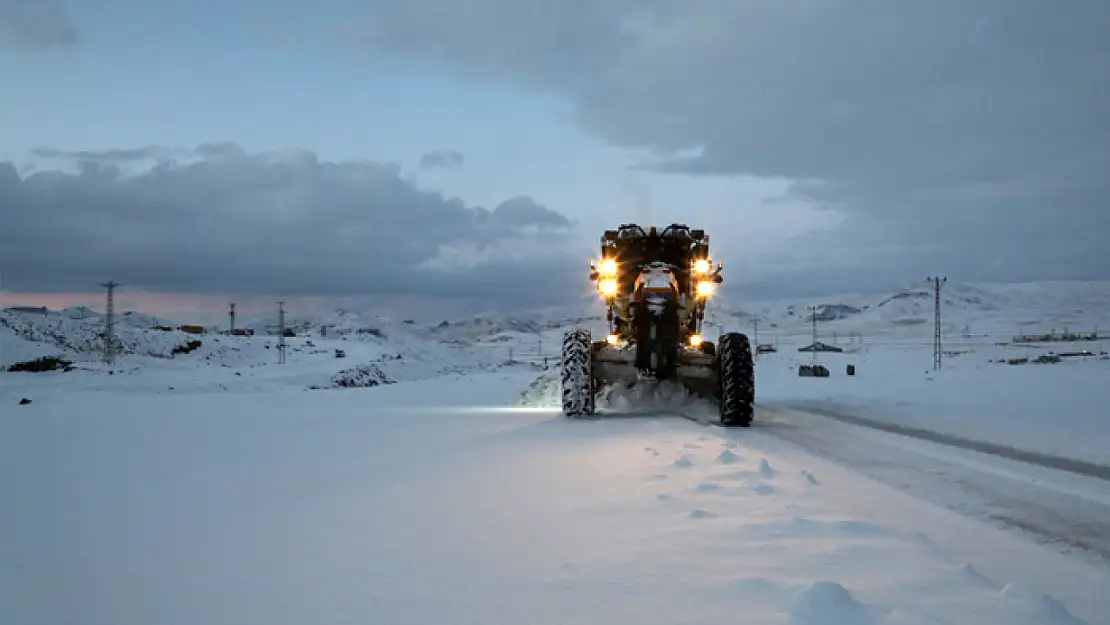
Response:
561,328,595,417
717,332,754,427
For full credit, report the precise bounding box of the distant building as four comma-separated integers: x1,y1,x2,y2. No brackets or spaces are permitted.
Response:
798,341,843,353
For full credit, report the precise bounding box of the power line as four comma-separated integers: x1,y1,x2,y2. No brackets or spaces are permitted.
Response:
98,281,122,364
927,276,946,370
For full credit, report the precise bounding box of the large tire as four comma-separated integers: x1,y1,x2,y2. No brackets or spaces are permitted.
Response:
717,332,754,427
561,328,595,417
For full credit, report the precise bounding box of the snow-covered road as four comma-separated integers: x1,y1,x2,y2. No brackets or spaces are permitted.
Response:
3,371,1108,625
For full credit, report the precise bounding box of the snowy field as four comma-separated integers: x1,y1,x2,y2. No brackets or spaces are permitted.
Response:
2,280,1109,624
3,372,1108,625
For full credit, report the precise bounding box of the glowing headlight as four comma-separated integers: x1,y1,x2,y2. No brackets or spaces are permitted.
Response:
606,333,619,345
599,278,618,297
694,259,710,274
689,334,702,346
696,280,713,297
600,258,617,275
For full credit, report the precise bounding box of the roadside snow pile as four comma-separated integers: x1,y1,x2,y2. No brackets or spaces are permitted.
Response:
519,373,560,405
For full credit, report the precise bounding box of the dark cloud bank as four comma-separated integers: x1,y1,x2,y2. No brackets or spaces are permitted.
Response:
348,0,1110,290
0,144,585,307
0,0,77,49
6,1,1109,309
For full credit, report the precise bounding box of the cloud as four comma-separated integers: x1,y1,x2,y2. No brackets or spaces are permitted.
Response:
32,146,185,165
345,0,1110,285
0,144,592,308
419,149,465,169
0,0,78,49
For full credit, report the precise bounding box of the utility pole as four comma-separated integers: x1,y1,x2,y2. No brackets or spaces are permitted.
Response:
98,281,121,364
808,305,818,366
228,302,236,334
928,276,946,370
277,301,286,364
753,318,759,350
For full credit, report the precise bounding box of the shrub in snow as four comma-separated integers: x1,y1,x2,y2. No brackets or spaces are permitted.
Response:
171,340,202,355
329,364,394,388
7,356,74,373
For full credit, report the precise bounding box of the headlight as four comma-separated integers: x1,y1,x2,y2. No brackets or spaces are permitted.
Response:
689,334,702,346
696,280,713,297
600,258,617,275
693,259,710,274
599,278,618,297
606,333,619,345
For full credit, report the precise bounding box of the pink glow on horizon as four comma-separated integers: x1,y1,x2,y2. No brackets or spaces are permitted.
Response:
0,291,285,324
0,291,486,324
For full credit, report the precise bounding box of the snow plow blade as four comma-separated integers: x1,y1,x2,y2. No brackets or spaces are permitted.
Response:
592,344,720,400
561,327,754,427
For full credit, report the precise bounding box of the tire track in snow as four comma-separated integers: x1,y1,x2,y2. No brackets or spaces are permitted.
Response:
773,400,1110,482
750,404,1110,564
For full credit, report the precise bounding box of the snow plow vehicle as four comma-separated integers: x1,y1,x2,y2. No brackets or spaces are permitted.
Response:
560,223,755,426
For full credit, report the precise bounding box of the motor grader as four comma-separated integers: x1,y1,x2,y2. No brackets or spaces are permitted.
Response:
560,223,755,426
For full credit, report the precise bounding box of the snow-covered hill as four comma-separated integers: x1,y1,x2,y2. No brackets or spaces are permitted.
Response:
0,304,516,393
706,280,1109,343
3,280,1107,391
433,280,1110,353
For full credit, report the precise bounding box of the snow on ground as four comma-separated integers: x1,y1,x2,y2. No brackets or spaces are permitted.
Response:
754,343,1110,467
3,280,1110,623
3,372,1108,625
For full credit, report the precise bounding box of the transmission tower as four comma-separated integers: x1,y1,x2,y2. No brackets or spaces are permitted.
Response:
228,302,236,334
277,301,286,363
808,305,818,366
98,281,122,364
928,276,946,370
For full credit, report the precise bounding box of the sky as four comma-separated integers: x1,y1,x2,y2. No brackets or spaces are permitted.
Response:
2,0,1108,323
